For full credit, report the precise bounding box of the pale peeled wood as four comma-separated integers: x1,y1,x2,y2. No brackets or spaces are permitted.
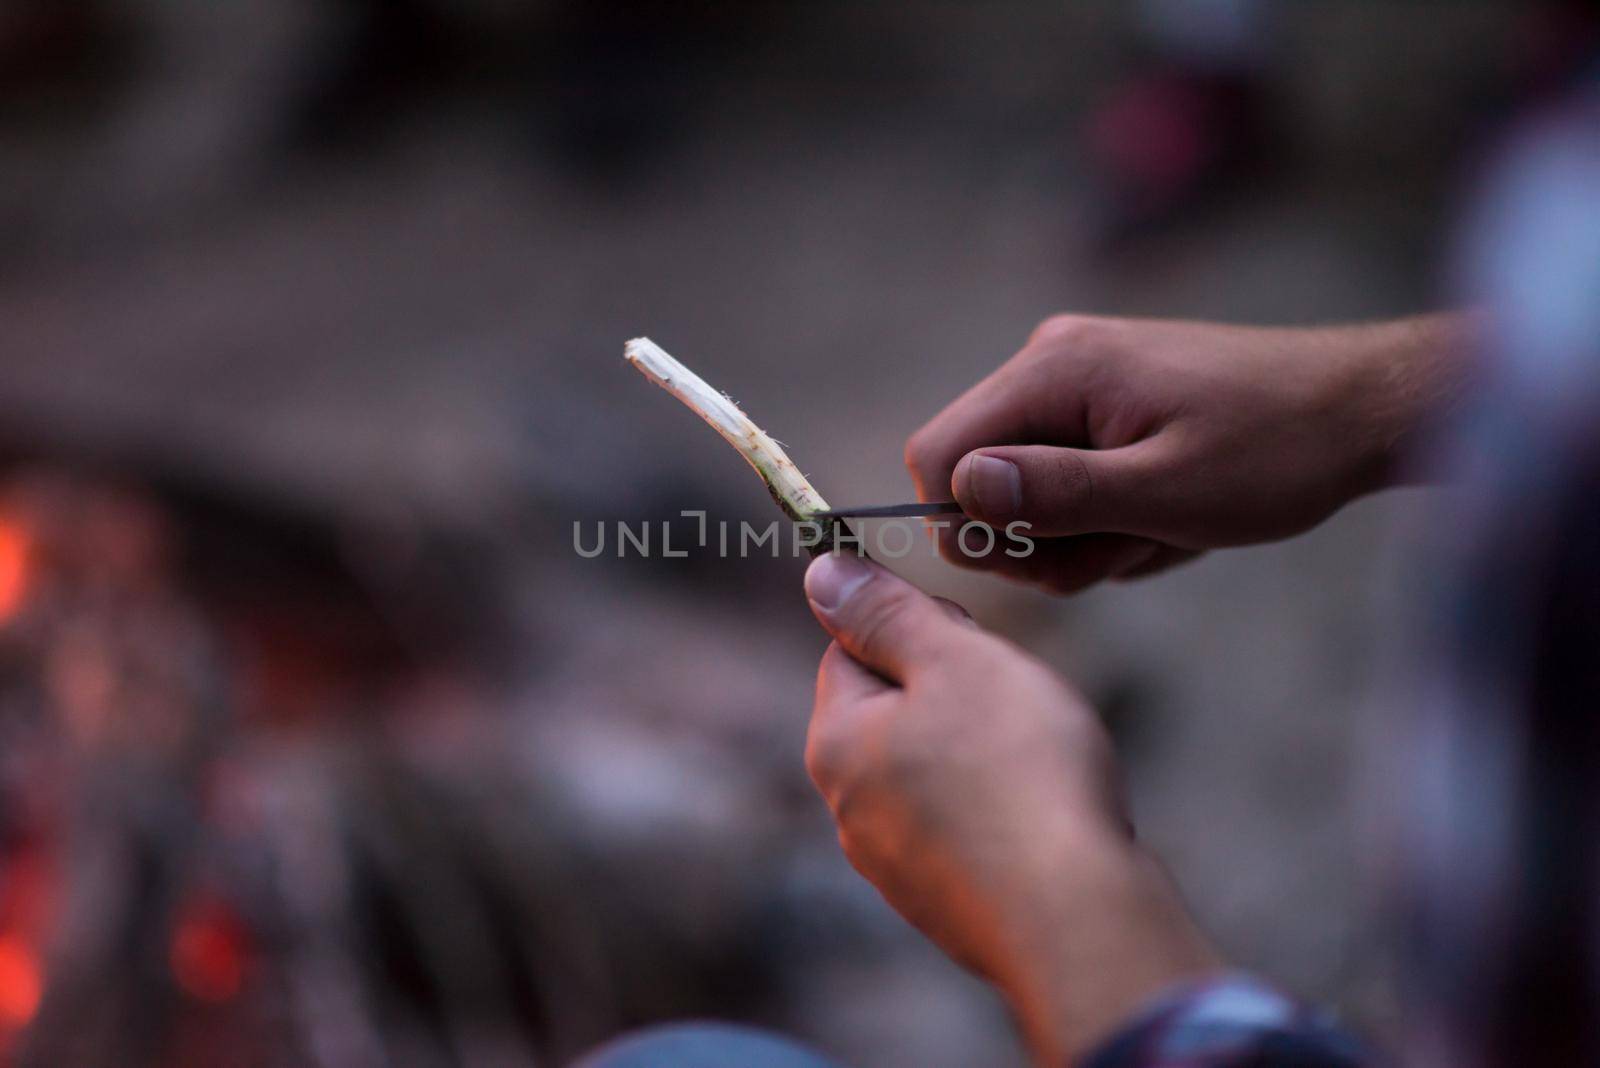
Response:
624,337,831,521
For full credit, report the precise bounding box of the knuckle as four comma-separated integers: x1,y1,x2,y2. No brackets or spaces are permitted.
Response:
802,736,828,787
852,586,918,660
903,422,946,484
1029,313,1094,347
1028,315,1120,369
903,425,933,474
804,721,847,790
1042,449,1094,516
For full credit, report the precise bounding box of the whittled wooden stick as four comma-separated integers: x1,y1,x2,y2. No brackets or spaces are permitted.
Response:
624,337,851,556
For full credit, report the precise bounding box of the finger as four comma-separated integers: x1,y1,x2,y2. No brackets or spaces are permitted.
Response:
932,596,978,627
904,348,1089,505
950,442,1172,537
808,641,895,800
935,529,1164,595
1113,545,1201,581
919,514,1043,569
815,640,893,706
803,552,965,684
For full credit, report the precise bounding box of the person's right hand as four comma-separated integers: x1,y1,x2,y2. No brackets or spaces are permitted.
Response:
905,314,1472,593
802,552,1220,1064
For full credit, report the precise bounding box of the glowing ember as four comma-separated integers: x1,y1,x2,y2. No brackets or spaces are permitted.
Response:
0,521,30,627
170,901,250,1003
0,935,41,1028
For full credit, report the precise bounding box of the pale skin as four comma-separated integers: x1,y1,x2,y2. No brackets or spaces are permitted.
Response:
804,314,1474,1063
906,313,1474,592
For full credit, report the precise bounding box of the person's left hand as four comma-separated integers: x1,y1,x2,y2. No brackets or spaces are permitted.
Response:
802,552,1220,1064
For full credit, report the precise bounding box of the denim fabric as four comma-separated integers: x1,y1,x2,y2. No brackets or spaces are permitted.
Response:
572,1023,846,1068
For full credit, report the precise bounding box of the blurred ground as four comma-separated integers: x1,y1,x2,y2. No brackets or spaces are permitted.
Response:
0,2,1554,1065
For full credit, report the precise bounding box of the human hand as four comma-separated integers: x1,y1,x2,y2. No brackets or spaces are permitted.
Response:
803,552,1219,1063
906,314,1472,592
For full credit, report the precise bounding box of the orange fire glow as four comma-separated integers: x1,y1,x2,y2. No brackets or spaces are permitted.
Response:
0,936,42,1028
170,902,249,1003
0,521,29,626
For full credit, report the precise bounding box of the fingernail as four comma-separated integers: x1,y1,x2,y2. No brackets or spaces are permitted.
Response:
805,552,875,613
967,454,1021,517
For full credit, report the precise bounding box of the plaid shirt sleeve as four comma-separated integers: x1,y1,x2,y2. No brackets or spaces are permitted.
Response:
1079,975,1368,1068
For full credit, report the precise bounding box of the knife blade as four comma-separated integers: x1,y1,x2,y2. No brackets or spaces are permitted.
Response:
808,501,964,520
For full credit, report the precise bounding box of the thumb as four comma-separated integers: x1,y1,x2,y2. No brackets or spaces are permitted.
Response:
803,553,963,684
952,444,1165,537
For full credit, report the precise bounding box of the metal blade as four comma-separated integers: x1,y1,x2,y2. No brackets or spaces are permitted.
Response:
809,501,963,520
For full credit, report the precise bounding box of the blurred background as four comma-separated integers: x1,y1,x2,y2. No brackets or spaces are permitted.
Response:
0,2,1595,1066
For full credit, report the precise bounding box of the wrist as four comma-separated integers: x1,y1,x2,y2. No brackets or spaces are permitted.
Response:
990,828,1223,1065
1328,313,1479,495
